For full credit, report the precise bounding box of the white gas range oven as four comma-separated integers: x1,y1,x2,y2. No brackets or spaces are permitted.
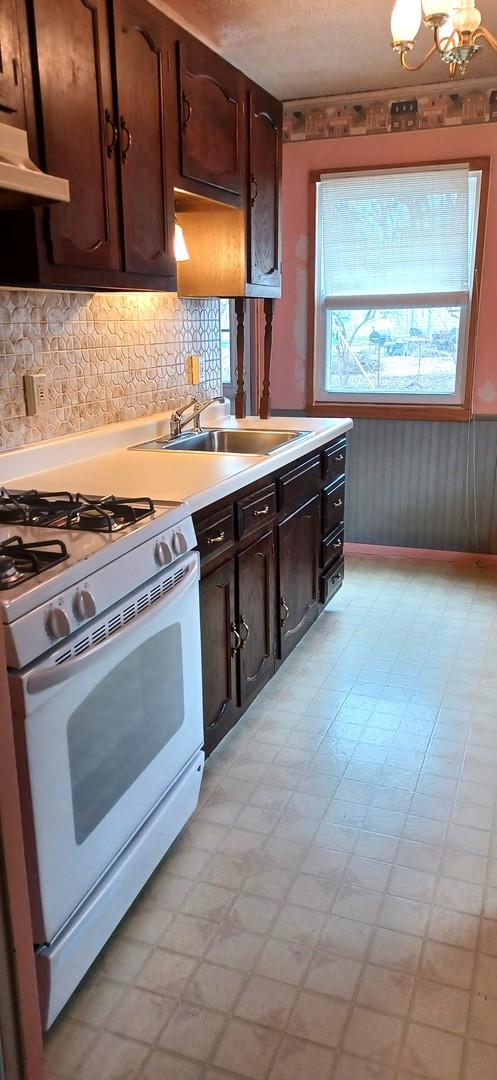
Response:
0,488,204,1029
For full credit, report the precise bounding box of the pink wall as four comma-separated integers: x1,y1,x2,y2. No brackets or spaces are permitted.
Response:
272,126,497,413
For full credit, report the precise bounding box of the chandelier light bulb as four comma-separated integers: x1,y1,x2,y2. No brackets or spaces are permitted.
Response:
452,1,482,33
438,12,456,44
422,0,451,19
391,0,422,42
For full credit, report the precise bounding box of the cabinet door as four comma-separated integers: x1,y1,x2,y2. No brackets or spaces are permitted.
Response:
30,0,120,269
200,559,238,756
237,530,275,708
248,86,281,289
113,0,176,278
0,0,25,124
278,494,320,662
177,36,243,198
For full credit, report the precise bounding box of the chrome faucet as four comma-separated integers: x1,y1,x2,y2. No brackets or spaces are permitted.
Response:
169,396,224,439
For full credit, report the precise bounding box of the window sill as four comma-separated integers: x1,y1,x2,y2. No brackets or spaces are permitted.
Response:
308,402,471,422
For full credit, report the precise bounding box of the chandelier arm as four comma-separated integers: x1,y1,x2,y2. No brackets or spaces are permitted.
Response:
473,26,497,53
399,41,438,71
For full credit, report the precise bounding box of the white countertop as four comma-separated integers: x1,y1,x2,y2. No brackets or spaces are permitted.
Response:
1,408,352,515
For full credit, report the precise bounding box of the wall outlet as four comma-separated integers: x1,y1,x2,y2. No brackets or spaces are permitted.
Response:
187,354,201,384
24,372,47,416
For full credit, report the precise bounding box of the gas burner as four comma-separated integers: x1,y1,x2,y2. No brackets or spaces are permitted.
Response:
0,554,22,586
0,535,69,590
0,489,155,532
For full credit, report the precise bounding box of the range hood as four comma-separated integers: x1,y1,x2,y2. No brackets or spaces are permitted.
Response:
0,123,70,209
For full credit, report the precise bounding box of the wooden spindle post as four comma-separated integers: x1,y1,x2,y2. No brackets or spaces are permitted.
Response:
234,297,246,418
259,297,274,419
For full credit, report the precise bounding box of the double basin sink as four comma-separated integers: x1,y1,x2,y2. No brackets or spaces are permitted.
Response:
132,428,311,456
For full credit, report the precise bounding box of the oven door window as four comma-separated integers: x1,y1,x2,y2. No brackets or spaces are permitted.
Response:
67,624,183,844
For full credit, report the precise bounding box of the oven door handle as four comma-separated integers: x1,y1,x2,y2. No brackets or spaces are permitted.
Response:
26,556,199,696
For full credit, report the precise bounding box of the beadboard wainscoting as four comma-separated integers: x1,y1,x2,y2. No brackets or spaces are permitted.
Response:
0,291,222,450
345,418,497,555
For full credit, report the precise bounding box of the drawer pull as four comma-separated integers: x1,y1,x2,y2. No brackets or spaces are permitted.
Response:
332,573,341,584
231,623,241,655
333,498,343,508
207,530,225,545
334,453,344,462
332,540,342,549
240,614,250,647
253,505,270,517
280,597,289,626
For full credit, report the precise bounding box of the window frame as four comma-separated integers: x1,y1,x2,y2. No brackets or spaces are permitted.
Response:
307,157,490,422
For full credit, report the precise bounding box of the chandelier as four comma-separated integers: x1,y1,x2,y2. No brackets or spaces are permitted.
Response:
391,0,497,77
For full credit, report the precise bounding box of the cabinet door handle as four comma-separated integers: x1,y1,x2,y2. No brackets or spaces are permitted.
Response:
240,614,250,647
280,597,289,626
120,117,132,163
207,530,225,545
334,453,344,462
182,91,192,132
250,173,259,206
333,498,343,508
332,540,342,549
231,623,241,655
104,109,118,159
253,505,270,517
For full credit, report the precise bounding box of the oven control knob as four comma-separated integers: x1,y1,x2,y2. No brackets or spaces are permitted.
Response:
155,540,173,566
73,589,97,623
172,529,188,556
46,607,71,640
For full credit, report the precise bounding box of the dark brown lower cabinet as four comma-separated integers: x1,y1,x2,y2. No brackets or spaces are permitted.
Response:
237,530,275,708
197,434,347,755
278,494,320,661
200,559,238,756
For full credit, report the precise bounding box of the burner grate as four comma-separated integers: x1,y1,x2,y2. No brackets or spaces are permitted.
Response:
0,488,155,532
0,535,69,589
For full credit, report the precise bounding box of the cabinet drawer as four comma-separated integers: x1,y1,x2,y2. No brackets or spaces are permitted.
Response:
320,559,344,605
236,484,276,540
322,479,345,536
278,455,321,512
321,525,344,570
322,438,346,483
197,507,234,562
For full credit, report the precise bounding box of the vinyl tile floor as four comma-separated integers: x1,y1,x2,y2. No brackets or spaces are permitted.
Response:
44,555,497,1080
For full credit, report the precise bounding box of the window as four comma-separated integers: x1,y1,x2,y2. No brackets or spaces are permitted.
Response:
311,163,486,417
219,298,234,386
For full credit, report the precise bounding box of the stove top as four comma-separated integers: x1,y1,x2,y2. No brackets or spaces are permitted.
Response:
0,535,69,591
0,489,155,533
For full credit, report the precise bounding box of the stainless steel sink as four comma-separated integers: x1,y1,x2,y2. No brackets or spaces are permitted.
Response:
131,428,312,455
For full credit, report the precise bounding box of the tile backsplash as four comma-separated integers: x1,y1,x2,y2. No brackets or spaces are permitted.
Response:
0,289,222,450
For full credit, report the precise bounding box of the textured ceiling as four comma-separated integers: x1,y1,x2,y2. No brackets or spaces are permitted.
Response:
156,0,497,100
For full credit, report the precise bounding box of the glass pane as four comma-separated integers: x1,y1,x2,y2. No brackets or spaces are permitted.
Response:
219,297,231,332
325,307,462,396
221,331,232,384
67,625,184,844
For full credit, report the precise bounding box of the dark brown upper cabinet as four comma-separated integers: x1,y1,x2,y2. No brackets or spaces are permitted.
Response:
177,34,244,204
0,0,176,290
0,0,282,295
113,0,176,279
247,85,282,293
0,0,26,125
29,0,121,273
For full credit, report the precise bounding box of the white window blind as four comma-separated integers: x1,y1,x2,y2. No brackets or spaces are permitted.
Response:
319,166,470,298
